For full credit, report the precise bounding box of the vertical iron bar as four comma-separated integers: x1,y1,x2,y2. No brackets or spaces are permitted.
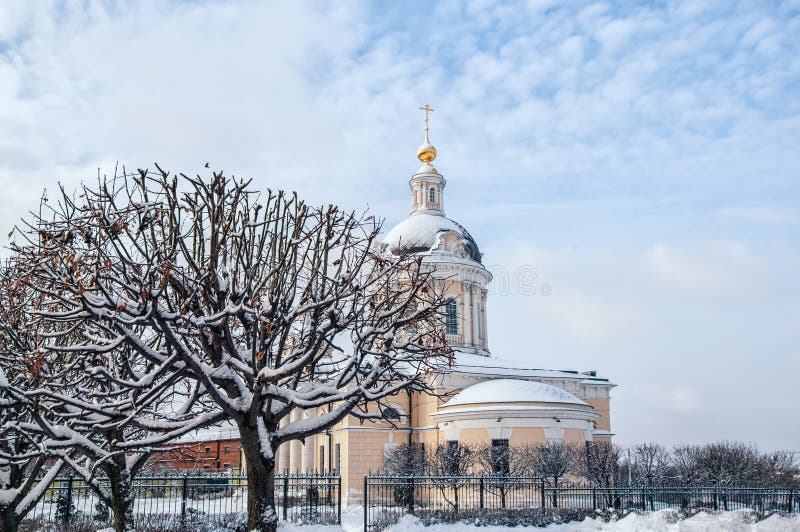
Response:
64,474,74,527
363,476,368,532
180,475,188,526
283,475,289,522
479,476,484,510
337,474,342,524
592,487,597,511
410,476,415,514
540,477,545,509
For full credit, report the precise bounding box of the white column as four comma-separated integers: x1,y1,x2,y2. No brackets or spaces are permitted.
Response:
289,409,302,472
481,289,489,348
470,285,479,348
301,411,315,472
277,417,289,473
463,283,473,348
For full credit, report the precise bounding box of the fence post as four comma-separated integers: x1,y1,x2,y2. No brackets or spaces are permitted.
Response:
337,475,342,524
409,476,415,514
713,487,718,511
180,475,188,526
363,476,368,532
592,487,597,511
283,475,289,522
540,477,546,509
63,474,74,527
789,489,794,513
641,488,646,511
479,477,484,510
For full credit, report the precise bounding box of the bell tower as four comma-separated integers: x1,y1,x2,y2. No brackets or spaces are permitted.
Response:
410,104,446,216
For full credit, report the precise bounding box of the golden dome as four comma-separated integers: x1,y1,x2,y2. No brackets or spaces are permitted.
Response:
417,142,437,163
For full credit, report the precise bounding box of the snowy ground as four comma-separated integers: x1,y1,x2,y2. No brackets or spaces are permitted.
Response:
279,507,800,532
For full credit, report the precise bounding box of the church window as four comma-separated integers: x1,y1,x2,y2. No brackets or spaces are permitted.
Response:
445,440,460,474
382,406,401,421
490,439,510,475
445,299,458,335
429,187,436,203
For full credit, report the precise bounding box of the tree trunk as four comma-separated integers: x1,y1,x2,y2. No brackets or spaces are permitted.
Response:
0,505,19,532
241,429,278,532
108,469,135,532
552,477,559,508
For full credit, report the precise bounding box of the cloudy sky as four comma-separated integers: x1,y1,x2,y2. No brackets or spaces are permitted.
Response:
1,0,798,450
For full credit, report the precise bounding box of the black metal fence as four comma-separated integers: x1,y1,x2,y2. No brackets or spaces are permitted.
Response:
22,473,341,531
364,475,799,530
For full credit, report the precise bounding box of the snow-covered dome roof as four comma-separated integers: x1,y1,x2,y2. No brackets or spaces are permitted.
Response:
444,379,588,407
383,213,482,263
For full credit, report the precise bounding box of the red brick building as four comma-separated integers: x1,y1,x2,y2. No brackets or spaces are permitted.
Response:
148,425,243,471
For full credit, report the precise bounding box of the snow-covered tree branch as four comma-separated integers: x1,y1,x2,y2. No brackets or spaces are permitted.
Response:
9,166,452,531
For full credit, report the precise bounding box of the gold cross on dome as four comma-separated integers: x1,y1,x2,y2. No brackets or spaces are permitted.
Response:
419,104,434,129
419,104,434,140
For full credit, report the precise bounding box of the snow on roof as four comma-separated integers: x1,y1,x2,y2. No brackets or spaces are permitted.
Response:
444,379,588,407
452,351,614,385
433,405,598,417
383,213,482,262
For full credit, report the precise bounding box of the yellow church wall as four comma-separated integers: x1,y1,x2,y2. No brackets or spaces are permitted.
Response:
585,398,611,431
338,429,393,503
509,427,547,445
455,428,489,443
563,428,586,443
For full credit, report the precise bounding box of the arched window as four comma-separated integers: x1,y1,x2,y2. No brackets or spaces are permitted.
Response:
381,406,401,421
429,187,436,203
445,298,458,335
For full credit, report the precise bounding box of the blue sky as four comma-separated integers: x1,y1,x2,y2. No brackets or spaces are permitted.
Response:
0,0,798,449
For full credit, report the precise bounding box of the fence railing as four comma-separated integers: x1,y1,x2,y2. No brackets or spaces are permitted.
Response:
363,475,799,530
23,473,341,530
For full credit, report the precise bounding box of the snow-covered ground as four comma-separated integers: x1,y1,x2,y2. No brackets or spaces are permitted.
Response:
279,507,800,532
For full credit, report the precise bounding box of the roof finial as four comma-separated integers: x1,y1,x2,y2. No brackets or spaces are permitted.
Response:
417,104,437,163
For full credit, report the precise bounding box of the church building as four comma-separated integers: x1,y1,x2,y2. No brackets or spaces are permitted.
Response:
273,108,616,502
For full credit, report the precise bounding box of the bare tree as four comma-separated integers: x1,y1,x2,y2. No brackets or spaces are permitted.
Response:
581,441,621,488
758,451,799,487
693,441,762,487
0,371,66,532
0,265,68,532
0,259,224,532
426,442,478,510
10,167,449,531
521,442,579,507
474,440,516,508
631,442,670,486
671,444,701,486
383,443,426,476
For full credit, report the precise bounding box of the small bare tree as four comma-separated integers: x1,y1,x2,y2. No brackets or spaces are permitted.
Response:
426,442,478,511
631,442,670,486
693,441,762,487
758,451,799,487
580,441,621,487
11,167,450,531
671,444,701,486
521,441,579,507
383,443,426,476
